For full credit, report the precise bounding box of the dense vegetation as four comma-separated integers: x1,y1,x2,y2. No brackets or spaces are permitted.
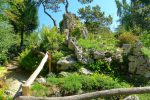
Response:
0,0,150,99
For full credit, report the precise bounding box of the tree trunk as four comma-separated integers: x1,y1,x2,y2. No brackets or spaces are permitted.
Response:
42,2,57,28
16,86,150,100
65,0,69,13
20,30,24,51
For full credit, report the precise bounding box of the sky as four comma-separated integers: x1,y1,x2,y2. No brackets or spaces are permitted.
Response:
38,0,120,31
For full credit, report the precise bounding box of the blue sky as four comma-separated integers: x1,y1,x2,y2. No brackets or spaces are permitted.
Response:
38,0,120,31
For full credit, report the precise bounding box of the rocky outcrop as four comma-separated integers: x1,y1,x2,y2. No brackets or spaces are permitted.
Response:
123,42,150,77
60,13,79,32
67,37,94,64
57,55,77,71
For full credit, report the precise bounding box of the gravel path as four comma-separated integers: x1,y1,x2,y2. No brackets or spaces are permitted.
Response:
5,69,29,98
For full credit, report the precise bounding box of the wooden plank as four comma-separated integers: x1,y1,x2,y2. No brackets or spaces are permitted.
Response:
48,52,52,72
22,85,30,96
16,86,150,100
24,53,48,86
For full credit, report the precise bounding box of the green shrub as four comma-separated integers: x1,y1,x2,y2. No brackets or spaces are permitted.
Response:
88,61,112,74
40,26,65,51
36,73,130,96
118,33,139,45
31,83,49,97
140,34,150,49
18,48,42,71
141,47,150,58
0,21,17,64
52,51,64,64
78,33,118,52
24,32,40,49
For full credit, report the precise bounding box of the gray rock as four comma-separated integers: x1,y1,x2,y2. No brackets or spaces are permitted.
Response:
104,57,112,63
68,37,77,50
57,56,77,71
59,71,68,77
123,95,139,100
128,56,135,62
81,27,88,39
79,68,93,75
36,77,46,84
93,51,105,59
47,72,55,78
122,44,132,55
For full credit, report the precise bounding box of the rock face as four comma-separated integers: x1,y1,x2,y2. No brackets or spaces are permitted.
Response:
67,37,94,64
124,42,150,77
61,13,79,32
57,55,77,71
79,68,93,75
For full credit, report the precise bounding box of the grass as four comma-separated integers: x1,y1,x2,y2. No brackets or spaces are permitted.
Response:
77,33,118,52
141,47,150,58
0,67,7,78
31,73,130,97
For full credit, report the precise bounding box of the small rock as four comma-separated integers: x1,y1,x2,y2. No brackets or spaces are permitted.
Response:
123,95,139,100
59,71,68,77
36,77,46,84
79,68,93,75
47,72,55,78
104,57,112,63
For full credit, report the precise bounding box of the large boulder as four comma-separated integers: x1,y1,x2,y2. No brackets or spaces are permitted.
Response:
57,55,77,71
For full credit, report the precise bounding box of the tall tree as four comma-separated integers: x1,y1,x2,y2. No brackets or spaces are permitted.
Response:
115,0,150,34
78,5,112,33
36,0,63,28
5,0,38,50
63,0,93,13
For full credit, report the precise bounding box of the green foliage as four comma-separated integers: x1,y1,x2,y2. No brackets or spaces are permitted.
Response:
115,0,150,34
52,51,64,64
88,61,112,74
32,73,130,96
6,0,38,48
78,33,118,52
0,21,17,64
24,32,40,49
40,26,65,51
31,83,49,97
78,5,112,33
18,48,42,71
118,32,139,45
140,33,150,49
0,67,7,77
141,47,150,59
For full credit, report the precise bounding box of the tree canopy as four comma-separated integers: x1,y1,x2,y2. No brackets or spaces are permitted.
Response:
78,5,112,33
5,0,38,50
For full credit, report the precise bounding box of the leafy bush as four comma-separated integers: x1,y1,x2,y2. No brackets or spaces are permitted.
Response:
18,48,42,71
0,21,17,64
24,32,40,49
140,34,150,49
31,83,49,97
78,33,118,52
118,33,139,45
52,51,64,64
88,61,112,74
40,26,65,51
32,73,130,96
141,47,150,58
